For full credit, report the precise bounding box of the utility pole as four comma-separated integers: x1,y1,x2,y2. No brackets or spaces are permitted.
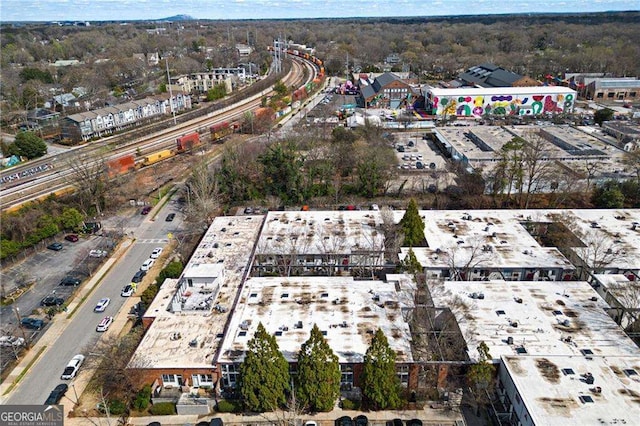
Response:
13,307,30,348
165,57,177,125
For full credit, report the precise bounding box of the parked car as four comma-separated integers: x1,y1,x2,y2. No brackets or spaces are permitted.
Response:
94,298,110,312
96,316,113,332
59,276,81,286
0,335,25,347
44,383,68,404
150,247,163,259
47,242,63,251
141,206,152,215
41,295,65,307
89,249,108,258
121,284,134,297
131,270,146,283
140,258,155,271
21,317,44,330
60,354,85,380
165,213,176,222
64,234,79,242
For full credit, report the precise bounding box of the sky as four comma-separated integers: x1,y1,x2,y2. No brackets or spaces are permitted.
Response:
1,0,638,22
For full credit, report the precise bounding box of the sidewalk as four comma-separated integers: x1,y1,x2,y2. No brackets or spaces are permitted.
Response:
65,404,464,426
0,237,135,406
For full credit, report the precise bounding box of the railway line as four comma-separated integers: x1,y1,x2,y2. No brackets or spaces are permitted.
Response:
1,56,318,211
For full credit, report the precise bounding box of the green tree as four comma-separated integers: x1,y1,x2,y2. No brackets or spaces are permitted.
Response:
399,199,425,246
401,248,422,275
594,108,614,127
155,261,184,285
591,180,625,208
9,131,47,159
58,207,84,231
361,329,403,410
238,323,290,412
467,341,496,409
296,324,341,412
259,142,303,205
206,84,227,101
273,80,288,97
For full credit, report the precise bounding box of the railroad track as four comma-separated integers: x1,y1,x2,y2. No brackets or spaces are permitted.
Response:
1,57,316,211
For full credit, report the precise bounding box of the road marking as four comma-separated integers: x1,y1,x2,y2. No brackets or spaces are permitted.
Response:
136,239,170,244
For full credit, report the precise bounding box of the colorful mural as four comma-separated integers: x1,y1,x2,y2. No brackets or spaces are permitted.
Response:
429,89,575,117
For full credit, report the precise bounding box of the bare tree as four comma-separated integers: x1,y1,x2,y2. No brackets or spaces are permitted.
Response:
444,235,493,281
184,158,221,227
66,153,108,214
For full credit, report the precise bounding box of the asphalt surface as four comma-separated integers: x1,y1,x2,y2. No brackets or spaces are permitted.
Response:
3,198,185,405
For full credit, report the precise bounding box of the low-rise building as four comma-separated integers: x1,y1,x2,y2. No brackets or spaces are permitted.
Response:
424,86,577,117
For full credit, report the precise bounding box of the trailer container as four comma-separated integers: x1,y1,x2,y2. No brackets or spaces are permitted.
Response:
210,122,235,143
106,154,135,178
142,149,173,166
176,132,201,152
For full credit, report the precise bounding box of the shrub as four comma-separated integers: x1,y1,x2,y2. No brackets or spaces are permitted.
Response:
149,402,176,415
108,399,127,415
340,399,360,410
132,385,151,410
216,399,241,413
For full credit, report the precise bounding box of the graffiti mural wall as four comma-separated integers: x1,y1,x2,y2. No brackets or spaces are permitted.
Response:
426,87,577,117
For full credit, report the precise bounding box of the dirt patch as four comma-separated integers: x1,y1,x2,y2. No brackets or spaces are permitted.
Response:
536,357,561,383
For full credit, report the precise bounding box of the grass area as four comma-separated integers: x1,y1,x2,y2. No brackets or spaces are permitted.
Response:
2,345,46,395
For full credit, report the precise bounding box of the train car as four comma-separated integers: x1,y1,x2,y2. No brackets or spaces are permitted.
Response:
142,149,174,167
210,122,235,143
106,154,135,178
176,132,201,152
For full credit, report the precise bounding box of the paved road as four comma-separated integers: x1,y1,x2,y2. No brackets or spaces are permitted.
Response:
5,199,185,405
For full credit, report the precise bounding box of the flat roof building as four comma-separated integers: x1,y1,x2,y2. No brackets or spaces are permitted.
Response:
424,86,577,117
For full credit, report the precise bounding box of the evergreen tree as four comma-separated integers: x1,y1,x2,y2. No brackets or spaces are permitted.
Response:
399,199,425,246
361,328,403,410
467,341,496,409
9,131,47,159
296,324,341,412
401,247,422,275
239,323,290,412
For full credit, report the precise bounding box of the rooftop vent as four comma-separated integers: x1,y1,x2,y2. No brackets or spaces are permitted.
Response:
514,297,523,304
189,338,198,347
579,395,594,404
295,321,303,329
506,336,514,345
582,372,594,384
469,292,485,300
496,310,506,316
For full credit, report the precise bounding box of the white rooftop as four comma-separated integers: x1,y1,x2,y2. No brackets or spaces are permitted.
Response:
217,274,416,364
398,209,640,273
429,279,640,363
129,215,265,369
256,211,385,256
397,209,575,272
502,355,640,425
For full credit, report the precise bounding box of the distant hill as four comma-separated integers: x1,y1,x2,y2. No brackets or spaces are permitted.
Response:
157,14,194,22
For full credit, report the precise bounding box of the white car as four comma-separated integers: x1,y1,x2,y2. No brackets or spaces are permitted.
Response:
150,247,163,259
0,335,25,348
89,249,107,258
96,316,113,332
140,258,155,271
121,284,134,297
61,354,85,380
94,298,110,312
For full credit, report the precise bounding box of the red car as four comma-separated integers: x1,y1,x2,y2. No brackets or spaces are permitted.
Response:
64,234,79,242
141,206,152,215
